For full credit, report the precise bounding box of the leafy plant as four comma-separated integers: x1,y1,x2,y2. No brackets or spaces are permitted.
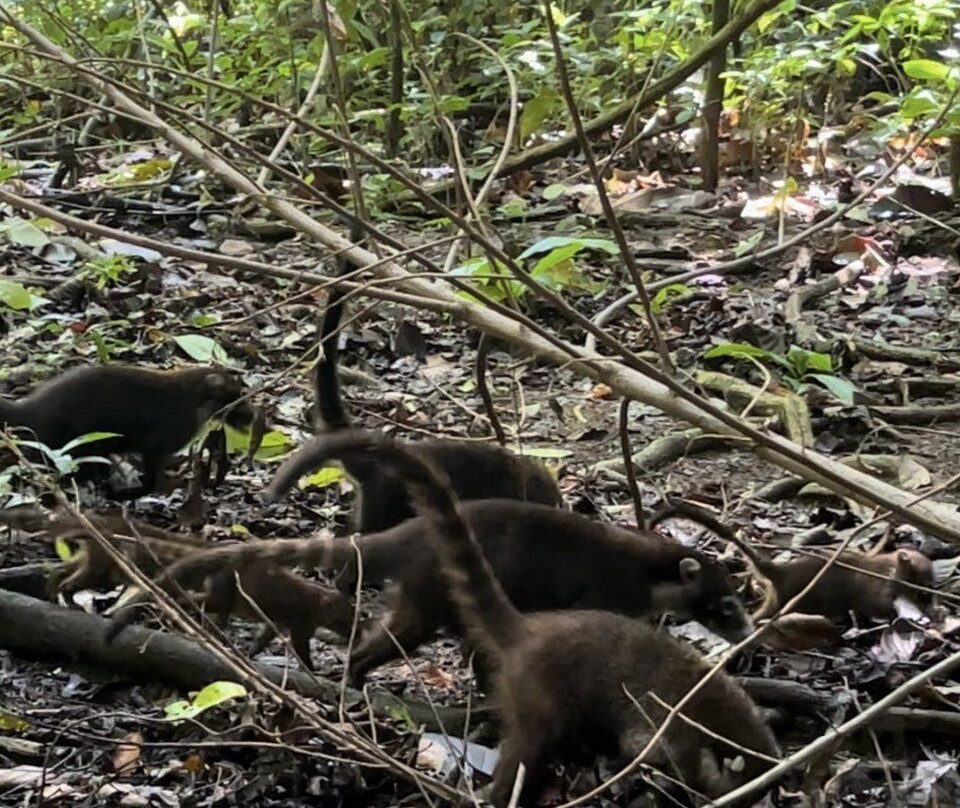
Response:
0,279,49,312
452,236,614,305
11,431,118,479
81,255,137,290
704,343,856,404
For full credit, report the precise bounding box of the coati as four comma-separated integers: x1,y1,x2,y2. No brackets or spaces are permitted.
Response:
647,500,935,622
300,222,562,532
44,511,352,667
0,364,254,497
190,432,783,807
108,431,754,687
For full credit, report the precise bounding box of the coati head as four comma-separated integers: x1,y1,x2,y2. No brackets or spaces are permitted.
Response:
650,554,754,641
192,370,252,427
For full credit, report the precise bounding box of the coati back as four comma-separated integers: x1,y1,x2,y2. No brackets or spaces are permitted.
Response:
303,222,562,532
648,500,935,622
251,433,782,807
0,364,253,496
109,431,753,687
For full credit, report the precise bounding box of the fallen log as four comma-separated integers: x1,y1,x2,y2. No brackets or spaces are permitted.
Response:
0,589,487,734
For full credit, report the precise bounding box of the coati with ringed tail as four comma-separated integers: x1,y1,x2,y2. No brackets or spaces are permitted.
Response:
0,364,253,497
108,430,754,688
647,500,935,623
130,433,780,807
304,221,561,532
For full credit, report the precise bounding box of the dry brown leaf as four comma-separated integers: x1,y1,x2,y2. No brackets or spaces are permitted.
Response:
112,731,143,775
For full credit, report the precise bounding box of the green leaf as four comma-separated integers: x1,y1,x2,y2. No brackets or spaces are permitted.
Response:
809,373,856,405
0,279,41,311
0,162,20,182
520,86,560,141
191,313,220,328
652,283,691,313
786,346,833,376
542,183,566,201
302,465,344,489
733,230,764,257
164,681,247,722
903,59,949,81
0,217,49,247
519,236,619,259
704,342,774,361
224,425,292,460
173,334,232,364
54,536,77,562
60,431,121,453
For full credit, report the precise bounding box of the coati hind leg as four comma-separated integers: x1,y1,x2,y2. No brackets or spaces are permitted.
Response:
490,720,561,808
346,589,441,686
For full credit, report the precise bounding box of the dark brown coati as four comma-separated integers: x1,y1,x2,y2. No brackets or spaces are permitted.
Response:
0,365,253,496
192,433,783,807
45,511,352,667
108,431,754,687
301,223,562,532
647,500,935,622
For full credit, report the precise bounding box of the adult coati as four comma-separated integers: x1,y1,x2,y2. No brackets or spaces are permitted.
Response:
647,500,935,622
180,433,782,807
299,222,561,532
44,510,352,667
108,431,754,687
0,364,253,497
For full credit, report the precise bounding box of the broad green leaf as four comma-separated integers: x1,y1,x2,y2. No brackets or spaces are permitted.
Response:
303,465,344,488
0,217,49,247
809,373,856,405
0,163,19,182
224,425,292,460
173,334,232,364
519,236,619,259
903,59,949,81
54,536,77,562
542,183,566,201
786,346,832,375
165,681,247,722
0,280,35,311
192,313,220,327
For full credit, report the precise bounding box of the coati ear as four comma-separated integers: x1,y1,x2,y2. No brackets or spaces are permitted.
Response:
678,557,702,585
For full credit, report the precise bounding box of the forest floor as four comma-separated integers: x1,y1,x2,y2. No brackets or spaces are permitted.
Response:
2,157,960,806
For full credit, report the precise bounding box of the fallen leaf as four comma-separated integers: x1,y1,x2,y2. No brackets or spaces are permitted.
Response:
762,613,843,651
418,664,456,690
113,731,143,774
591,383,613,399
871,626,923,664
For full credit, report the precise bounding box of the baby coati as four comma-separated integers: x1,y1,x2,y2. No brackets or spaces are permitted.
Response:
299,225,562,532
0,364,253,497
201,563,354,668
244,433,784,806
45,511,352,667
109,431,753,687
648,501,935,623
